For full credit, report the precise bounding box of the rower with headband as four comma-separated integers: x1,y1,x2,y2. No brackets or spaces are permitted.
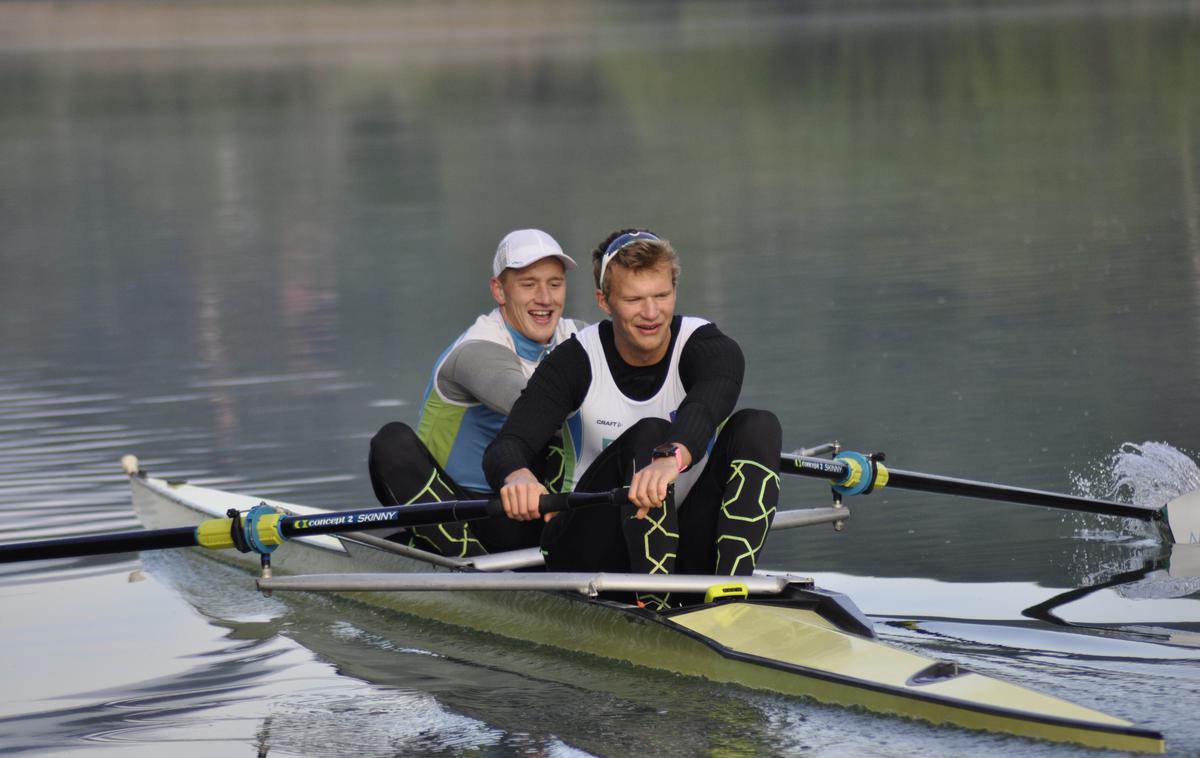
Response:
485,227,782,610
597,230,662,293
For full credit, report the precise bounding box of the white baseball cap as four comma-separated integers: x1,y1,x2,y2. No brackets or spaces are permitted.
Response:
493,229,577,277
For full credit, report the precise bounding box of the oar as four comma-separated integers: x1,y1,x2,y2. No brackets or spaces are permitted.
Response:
0,489,626,564
780,451,1200,544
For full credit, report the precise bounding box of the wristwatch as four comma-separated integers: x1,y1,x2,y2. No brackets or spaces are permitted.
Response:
651,443,685,473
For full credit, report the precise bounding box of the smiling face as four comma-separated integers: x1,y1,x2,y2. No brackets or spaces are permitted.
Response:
490,257,568,345
596,260,677,366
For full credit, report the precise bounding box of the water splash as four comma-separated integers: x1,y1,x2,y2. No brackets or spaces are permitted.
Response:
1069,443,1180,553
1069,443,1200,598
1072,441,1200,509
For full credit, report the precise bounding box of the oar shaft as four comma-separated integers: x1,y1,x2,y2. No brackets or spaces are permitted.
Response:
277,489,621,539
0,489,625,564
884,468,1162,520
779,453,1163,522
0,526,198,563
277,500,497,540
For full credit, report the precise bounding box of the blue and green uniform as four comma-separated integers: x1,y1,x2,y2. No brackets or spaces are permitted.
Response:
417,309,577,492
368,309,579,557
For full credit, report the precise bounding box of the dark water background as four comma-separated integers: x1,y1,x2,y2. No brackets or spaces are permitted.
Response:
2,1,1199,755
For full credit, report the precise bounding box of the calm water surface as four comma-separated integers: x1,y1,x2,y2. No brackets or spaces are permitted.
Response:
2,1,1199,755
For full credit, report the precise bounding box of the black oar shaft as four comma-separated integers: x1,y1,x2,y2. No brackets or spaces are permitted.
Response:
0,526,199,563
0,489,624,564
884,468,1162,521
277,500,496,540
277,489,620,539
779,453,1163,522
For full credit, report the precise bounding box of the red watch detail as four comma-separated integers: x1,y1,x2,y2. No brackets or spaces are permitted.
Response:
651,444,685,473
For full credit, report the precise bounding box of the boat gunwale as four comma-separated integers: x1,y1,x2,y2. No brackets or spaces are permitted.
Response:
132,472,350,555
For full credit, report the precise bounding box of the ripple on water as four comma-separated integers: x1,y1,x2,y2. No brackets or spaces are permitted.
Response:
0,383,149,549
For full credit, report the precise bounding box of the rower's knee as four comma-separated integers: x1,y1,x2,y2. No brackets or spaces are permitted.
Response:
369,422,421,466
724,409,782,464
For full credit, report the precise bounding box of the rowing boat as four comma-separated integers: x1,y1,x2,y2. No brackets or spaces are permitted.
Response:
124,462,1165,753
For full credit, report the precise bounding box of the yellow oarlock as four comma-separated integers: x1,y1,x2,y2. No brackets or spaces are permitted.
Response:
253,512,284,547
874,462,890,489
838,458,863,489
832,452,889,496
196,517,236,550
195,513,284,551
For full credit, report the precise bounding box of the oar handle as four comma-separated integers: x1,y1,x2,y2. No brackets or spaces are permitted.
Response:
779,452,1165,522
537,488,629,514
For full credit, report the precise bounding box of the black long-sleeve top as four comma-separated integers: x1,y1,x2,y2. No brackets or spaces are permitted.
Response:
483,316,744,490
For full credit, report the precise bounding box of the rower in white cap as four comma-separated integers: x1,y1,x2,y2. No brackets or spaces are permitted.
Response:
367,229,584,556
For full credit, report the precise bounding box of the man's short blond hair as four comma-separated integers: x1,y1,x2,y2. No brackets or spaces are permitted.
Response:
591,229,680,297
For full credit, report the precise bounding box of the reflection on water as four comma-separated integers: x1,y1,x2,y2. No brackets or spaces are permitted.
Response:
2,0,1200,755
